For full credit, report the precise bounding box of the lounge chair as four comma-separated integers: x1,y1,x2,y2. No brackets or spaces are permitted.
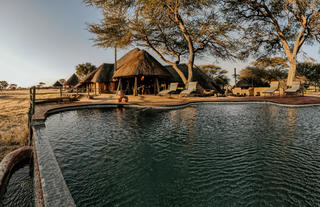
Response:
263,81,279,96
285,81,302,95
180,81,197,97
158,82,179,96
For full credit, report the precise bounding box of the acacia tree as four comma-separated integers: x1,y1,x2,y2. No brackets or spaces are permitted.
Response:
199,65,229,87
84,0,240,86
37,82,46,89
239,57,288,86
76,63,97,79
252,57,288,81
222,0,320,86
8,83,18,90
297,62,320,90
0,81,8,90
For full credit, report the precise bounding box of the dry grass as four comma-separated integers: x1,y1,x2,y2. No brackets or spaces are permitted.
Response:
0,88,62,161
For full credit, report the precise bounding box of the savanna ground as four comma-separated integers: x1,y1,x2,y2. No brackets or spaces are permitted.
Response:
0,89,62,161
1,87,320,162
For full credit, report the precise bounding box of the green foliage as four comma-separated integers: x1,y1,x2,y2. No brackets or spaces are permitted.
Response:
297,62,320,85
222,0,320,85
222,0,320,57
199,64,229,87
37,82,46,89
8,84,17,90
0,81,8,90
239,57,288,87
76,63,97,79
239,67,269,87
84,0,242,84
251,57,288,70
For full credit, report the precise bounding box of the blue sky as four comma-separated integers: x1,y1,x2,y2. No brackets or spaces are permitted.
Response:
0,0,319,87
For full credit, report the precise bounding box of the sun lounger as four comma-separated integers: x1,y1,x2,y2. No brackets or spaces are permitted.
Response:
285,81,301,95
180,81,197,97
263,81,279,95
159,82,179,96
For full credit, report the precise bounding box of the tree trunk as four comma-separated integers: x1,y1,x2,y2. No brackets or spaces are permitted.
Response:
172,64,187,85
286,57,297,87
174,11,194,88
186,62,193,87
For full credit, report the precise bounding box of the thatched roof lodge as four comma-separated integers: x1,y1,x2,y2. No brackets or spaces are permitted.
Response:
91,63,115,93
73,47,223,95
75,64,115,94
75,68,98,92
113,48,171,95
52,80,63,87
64,73,79,88
165,64,224,94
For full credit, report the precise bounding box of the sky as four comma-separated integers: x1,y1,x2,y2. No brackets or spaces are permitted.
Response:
0,0,319,87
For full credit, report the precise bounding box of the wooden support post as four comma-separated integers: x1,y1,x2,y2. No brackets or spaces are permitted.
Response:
134,76,138,96
116,78,121,96
94,83,97,96
59,87,62,98
155,78,160,94
87,83,89,97
114,46,117,70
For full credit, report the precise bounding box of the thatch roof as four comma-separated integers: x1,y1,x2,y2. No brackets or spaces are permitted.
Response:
64,73,79,87
113,48,171,78
165,64,223,93
91,63,114,83
53,81,62,87
75,68,99,88
116,48,140,69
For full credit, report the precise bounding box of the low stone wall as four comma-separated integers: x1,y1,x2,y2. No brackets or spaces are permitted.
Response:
0,146,33,199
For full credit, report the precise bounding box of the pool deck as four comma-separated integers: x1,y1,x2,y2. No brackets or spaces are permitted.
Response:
33,94,320,122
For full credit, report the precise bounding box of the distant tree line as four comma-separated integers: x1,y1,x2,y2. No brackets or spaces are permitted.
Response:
297,62,320,91
0,81,18,90
237,57,320,90
237,57,289,87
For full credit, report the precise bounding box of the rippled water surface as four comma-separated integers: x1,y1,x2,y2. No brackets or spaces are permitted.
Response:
41,104,320,206
0,162,34,207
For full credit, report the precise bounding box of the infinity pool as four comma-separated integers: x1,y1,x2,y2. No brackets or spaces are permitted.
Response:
39,104,320,206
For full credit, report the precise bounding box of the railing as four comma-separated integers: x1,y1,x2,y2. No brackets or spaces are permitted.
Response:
28,86,36,145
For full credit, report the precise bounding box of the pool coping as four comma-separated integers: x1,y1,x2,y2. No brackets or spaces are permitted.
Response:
34,100,320,123
32,125,76,207
31,99,320,206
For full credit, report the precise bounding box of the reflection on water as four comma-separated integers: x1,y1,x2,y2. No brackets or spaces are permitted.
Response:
40,104,320,207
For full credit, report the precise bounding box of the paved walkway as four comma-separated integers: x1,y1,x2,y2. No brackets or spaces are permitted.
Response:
33,94,320,122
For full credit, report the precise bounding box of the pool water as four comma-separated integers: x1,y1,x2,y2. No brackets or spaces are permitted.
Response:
0,161,34,207
39,104,320,206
